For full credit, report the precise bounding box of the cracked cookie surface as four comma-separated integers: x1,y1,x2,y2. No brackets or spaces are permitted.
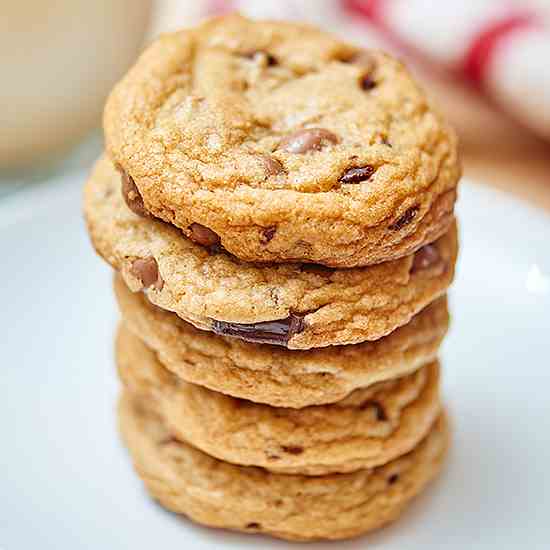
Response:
115,275,448,407
119,393,448,541
117,324,441,475
104,14,460,268
85,157,457,349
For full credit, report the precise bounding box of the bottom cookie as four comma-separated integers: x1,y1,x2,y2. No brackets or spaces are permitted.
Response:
119,394,449,541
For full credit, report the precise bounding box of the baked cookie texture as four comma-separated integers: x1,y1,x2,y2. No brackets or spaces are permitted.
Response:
117,324,441,475
83,13,460,540
119,393,449,541
85,156,457,349
104,14,460,268
115,274,449,408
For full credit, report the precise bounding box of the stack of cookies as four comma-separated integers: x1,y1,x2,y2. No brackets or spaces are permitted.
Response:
84,15,460,542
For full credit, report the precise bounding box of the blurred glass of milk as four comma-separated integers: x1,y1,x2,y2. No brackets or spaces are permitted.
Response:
0,1,152,171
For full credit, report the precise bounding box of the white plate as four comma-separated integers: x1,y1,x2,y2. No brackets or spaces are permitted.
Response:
1,174,549,549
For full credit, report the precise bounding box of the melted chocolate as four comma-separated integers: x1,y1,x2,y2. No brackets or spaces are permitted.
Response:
211,314,305,346
120,170,150,218
389,206,419,230
360,74,377,90
187,223,220,247
261,154,285,176
278,128,339,154
260,226,277,244
281,445,304,455
130,257,164,291
339,165,375,184
388,474,399,485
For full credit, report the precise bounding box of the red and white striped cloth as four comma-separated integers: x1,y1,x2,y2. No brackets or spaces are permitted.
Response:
208,0,550,140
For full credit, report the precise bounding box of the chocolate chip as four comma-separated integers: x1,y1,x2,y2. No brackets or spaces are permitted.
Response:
260,226,277,244
278,128,339,154
207,243,223,255
246,523,261,529
411,244,440,273
388,474,399,485
260,154,284,176
188,223,220,247
130,257,164,291
340,50,377,90
339,165,375,184
359,400,387,421
243,51,277,66
211,314,305,346
389,206,419,230
281,445,303,455
120,171,150,218
360,74,377,90
264,53,278,66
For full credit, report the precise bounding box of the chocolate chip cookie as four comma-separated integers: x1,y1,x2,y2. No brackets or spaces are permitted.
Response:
115,273,448,407
117,324,441,475
104,14,460,268
119,393,448,541
85,157,457,349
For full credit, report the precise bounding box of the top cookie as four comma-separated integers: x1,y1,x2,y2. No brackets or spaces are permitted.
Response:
104,14,460,268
